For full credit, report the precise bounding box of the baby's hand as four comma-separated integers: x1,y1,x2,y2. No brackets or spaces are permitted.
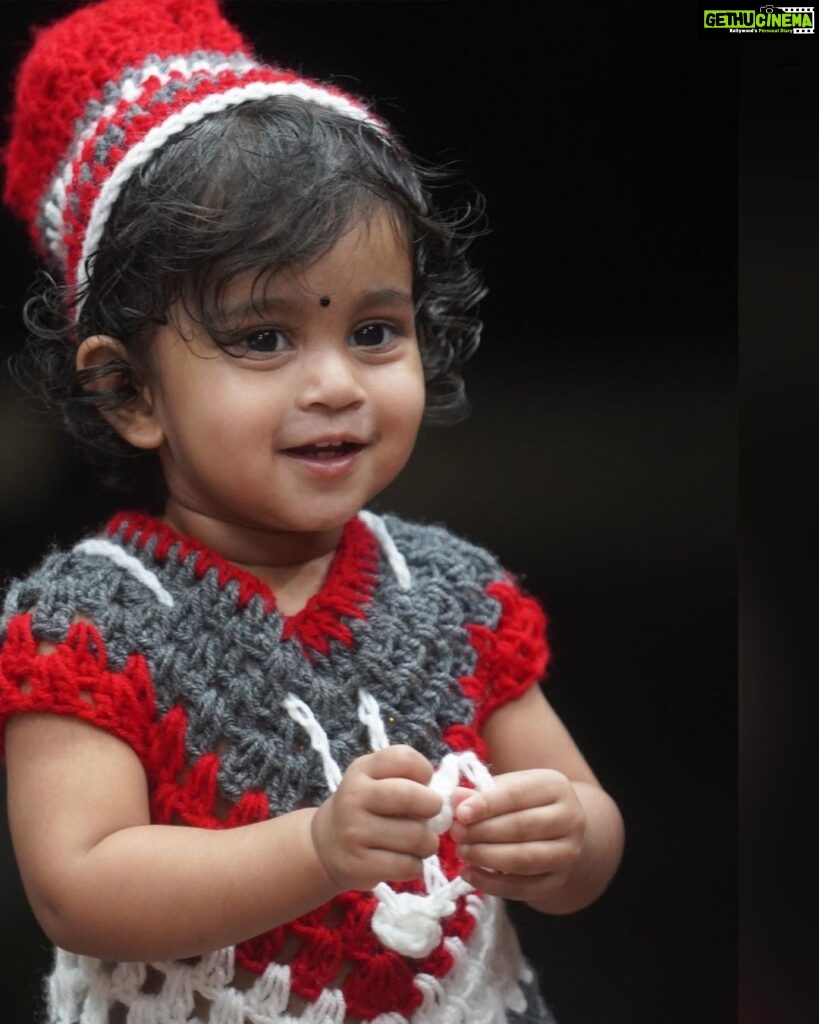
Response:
311,745,443,891
451,768,586,901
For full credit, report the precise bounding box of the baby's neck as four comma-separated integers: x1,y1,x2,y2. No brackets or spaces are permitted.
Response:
250,552,337,616
161,500,344,615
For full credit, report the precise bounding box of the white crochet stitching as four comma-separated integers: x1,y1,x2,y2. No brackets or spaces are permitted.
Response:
48,890,530,1023
45,692,529,1022
41,52,257,258
283,688,494,960
46,525,534,1021
73,539,174,607
358,510,412,590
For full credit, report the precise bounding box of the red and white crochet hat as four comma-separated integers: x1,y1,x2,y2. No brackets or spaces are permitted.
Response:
2,0,382,307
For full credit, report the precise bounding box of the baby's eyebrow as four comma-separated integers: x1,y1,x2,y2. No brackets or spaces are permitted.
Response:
219,295,300,321
359,288,413,308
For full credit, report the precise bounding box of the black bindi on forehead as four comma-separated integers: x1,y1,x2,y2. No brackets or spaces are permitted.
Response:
319,295,331,308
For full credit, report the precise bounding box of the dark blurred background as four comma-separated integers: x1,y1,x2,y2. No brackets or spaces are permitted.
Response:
739,33,818,1024
0,2,745,1021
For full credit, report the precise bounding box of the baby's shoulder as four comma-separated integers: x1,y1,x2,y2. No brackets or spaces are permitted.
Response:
3,536,89,625
0,522,165,644
375,512,507,588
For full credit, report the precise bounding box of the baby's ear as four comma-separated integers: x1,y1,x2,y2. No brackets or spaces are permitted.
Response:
76,335,164,450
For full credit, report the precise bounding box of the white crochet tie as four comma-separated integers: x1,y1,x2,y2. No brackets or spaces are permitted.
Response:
357,510,412,590
283,689,494,959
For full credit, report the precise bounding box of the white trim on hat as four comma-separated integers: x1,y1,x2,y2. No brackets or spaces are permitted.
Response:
74,77,384,316
40,51,259,263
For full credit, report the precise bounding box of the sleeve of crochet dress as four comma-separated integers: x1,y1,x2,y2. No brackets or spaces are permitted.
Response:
461,575,551,732
0,575,157,761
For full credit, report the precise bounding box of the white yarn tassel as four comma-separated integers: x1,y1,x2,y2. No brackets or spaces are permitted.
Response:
370,887,455,960
370,746,492,958
426,755,461,834
284,689,494,960
427,750,494,834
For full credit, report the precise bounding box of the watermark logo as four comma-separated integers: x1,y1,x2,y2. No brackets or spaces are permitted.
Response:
703,6,814,32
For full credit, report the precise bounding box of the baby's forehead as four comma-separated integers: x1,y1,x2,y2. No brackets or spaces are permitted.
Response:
217,212,413,308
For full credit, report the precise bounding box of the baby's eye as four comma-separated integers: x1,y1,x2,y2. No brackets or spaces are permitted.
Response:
225,328,289,360
351,323,400,349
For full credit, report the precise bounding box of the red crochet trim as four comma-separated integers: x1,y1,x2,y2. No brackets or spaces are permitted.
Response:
0,539,518,1019
106,511,379,657
65,67,285,287
460,577,550,729
63,65,368,289
0,613,270,829
237,830,476,1019
147,704,270,831
4,0,249,241
0,609,482,1017
281,516,379,657
0,612,155,760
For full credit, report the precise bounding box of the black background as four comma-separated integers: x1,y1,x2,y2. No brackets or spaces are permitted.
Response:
0,1,756,1020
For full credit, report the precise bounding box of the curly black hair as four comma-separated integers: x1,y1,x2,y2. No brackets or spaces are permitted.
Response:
16,95,487,505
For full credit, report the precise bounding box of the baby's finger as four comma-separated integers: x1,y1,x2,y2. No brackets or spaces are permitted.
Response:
449,786,473,811
367,777,444,821
367,817,439,860
363,848,427,885
461,865,564,901
454,769,565,825
450,805,558,845
458,839,575,877
365,745,435,785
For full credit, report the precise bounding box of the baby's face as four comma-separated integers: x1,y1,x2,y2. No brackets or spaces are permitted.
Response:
140,209,425,546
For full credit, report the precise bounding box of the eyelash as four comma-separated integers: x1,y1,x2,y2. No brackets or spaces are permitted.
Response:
222,322,406,361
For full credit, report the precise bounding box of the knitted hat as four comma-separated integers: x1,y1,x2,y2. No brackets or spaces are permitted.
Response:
2,0,382,308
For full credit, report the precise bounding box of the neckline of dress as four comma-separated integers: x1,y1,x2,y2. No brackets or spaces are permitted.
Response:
104,510,381,657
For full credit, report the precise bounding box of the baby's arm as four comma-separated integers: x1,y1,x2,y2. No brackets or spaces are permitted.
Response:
451,684,624,915
5,713,441,962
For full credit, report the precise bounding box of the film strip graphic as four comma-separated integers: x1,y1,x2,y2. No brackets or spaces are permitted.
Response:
773,6,814,32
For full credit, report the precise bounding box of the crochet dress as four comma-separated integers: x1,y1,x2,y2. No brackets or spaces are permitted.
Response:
0,509,557,1024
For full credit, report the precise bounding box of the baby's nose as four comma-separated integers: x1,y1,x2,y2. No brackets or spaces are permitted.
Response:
296,348,366,411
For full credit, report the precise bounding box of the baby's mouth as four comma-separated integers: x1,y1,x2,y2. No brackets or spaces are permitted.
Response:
284,441,365,460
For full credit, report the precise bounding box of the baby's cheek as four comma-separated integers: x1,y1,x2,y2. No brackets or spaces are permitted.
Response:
385,352,424,407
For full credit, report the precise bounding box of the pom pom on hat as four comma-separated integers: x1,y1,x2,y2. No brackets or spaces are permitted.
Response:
2,0,382,309
3,0,247,242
